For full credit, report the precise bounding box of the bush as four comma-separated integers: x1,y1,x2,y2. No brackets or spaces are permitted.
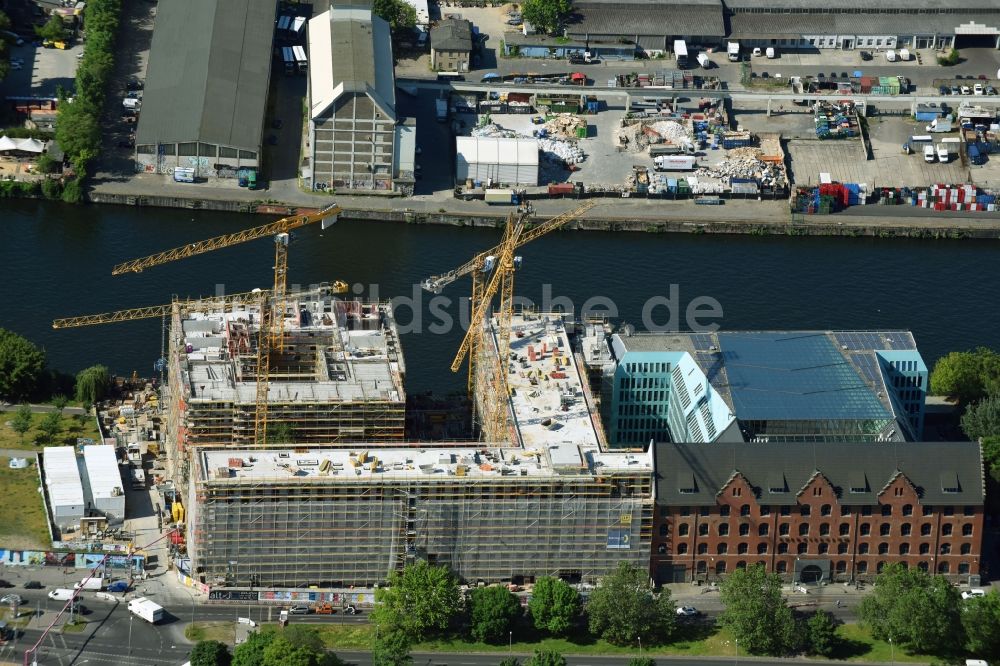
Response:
41,177,62,199
937,48,960,66
61,177,83,203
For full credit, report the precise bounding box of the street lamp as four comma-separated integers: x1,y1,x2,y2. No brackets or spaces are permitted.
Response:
735,637,739,665
638,636,642,659
509,630,512,658
889,637,894,665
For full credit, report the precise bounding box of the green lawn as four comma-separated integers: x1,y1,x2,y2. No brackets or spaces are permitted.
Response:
830,624,927,663
186,621,236,643
0,464,51,549
61,619,88,633
0,410,100,451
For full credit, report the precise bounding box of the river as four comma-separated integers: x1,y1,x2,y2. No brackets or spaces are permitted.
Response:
3,199,997,394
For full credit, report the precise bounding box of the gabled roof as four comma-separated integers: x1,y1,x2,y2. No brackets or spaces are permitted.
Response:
655,441,984,507
135,0,275,150
431,18,473,52
308,7,396,120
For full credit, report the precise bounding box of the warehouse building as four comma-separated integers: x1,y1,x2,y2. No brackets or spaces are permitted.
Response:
162,285,407,482
565,0,726,57
456,136,539,186
134,0,276,178
652,441,985,584
581,330,928,446
726,0,1000,51
43,446,85,532
307,3,414,193
81,445,125,524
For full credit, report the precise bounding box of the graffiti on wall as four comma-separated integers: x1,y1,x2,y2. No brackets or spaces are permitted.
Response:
0,549,144,571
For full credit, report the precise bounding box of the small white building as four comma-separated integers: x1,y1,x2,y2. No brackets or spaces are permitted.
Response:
456,136,539,186
43,446,85,532
83,445,125,523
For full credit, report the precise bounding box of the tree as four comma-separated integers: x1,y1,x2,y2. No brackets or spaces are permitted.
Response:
525,651,566,666
983,436,1000,482
190,640,232,666
372,0,416,31
36,153,58,174
11,404,33,446
469,585,521,643
528,576,580,636
627,659,656,666
0,10,11,31
372,628,412,666
962,395,1000,440
930,348,1000,404
52,395,69,412
39,410,61,443
519,0,571,35
586,562,676,646
963,590,1000,656
372,561,460,639
36,16,66,42
232,630,275,666
262,636,316,666
937,48,961,66
858,563,963,655
805,611,838,657
718,564,796,656
0,328,47,402
75,365,110,405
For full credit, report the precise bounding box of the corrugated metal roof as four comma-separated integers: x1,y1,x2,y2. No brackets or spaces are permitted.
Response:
83,445,122,501
456,136,539,166
135,0,276,150
568,0,725,39
655,441,985,506
43,446,84,508
308,8,395,120
729,11,1000,37
726,0,999,9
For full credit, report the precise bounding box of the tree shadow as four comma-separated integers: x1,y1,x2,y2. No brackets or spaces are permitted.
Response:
827,637,871,660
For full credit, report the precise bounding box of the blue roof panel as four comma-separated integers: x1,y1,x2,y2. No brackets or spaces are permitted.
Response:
717,332,891,421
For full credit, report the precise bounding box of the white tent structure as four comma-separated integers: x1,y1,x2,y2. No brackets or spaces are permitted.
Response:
83,445,125,522
0,135,47,154
43,446,85,531
456,136,539,186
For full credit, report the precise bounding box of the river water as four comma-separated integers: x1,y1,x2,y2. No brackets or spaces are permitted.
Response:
3,199,998,394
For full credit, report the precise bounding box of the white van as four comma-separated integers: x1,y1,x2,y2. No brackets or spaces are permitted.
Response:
924,144,936,162
766,47,776,59
937,144,950,163
697,53,711,68
48,589,75,601
122,97,140,109
886,49,897,62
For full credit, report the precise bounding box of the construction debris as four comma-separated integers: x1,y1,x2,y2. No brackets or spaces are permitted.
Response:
542,114,587,139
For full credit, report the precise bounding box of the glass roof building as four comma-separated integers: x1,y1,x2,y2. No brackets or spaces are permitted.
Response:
592,330,926,447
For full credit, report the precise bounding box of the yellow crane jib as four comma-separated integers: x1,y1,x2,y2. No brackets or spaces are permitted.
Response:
51,290,272,329
110,203,342,275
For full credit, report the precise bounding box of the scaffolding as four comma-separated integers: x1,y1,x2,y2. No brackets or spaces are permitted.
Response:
189,446,653,587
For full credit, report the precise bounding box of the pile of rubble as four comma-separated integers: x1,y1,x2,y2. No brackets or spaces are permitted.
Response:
542,113,586,139
695,148,787,189
615,120,690,153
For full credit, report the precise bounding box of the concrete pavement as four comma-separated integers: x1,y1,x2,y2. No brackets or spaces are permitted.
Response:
0,403,87,416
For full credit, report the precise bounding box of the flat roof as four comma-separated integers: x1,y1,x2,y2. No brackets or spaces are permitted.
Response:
568,0,725,38
729,11,1000,38
136,0,275,150
456,136,539,166
83,445,123,500
43,446,84,507
178,291,405,405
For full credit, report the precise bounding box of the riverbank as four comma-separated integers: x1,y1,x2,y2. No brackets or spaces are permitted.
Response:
85,187,1000,240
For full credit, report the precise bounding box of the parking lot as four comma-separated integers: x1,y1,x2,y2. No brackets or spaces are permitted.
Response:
0,41,83,99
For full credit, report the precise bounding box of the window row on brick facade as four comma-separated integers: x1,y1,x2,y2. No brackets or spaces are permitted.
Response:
662,541,976,556
674,504,978,518
664,521,975,538
685,559,974,576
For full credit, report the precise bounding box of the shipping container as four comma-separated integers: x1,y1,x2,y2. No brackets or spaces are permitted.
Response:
485,188,516,204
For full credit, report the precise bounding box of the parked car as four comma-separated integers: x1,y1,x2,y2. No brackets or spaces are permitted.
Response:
951,86,960,95
288,605,311,615
125,79,144,91
106,581,129,593
962,85,972,95
1,595,22,606
676,606,699,616
859,50,872,61
23,581,42,590
939,85,950,95
0,581,12,589
343,605,359,615
962,589,986,600
270,118,282,129
974,83,984,95
987,85,997,95
9,62,21,70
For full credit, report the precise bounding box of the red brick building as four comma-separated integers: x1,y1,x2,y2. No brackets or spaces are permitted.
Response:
652,442,984,584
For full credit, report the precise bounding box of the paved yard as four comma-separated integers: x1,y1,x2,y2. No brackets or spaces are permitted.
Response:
0,41,83,99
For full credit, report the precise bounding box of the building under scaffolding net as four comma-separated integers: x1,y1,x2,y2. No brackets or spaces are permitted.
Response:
189,444,651,588
186,311,652,587
163,285,406,481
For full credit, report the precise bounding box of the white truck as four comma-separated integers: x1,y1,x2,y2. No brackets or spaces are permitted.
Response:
937,143,950,163
727,41,740,61
926,117,953,133
653,155,697,171
673,40,688,68
696,53,711,69
74,577,104,591
128,597,164,624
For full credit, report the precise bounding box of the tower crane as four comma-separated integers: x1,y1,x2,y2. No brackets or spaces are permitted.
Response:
56,203,346,446
421,201,596,440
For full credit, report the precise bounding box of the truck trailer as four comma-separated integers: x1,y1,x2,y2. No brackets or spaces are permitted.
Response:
727,42,740,61
653,155,697,171
74,577,104,591
128,598,164,624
